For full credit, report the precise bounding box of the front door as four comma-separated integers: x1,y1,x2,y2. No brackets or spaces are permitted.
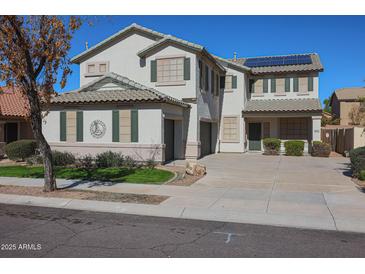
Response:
4,123,18,144
164,119,175,162
248,123,262,151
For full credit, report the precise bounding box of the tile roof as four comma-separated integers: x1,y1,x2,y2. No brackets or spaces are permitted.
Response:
228,53,323,75
0,87,29,118
333,87,365,101
242,98,322,113
51,72,190,108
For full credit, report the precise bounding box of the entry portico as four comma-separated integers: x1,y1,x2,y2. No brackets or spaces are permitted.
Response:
242,98,322,152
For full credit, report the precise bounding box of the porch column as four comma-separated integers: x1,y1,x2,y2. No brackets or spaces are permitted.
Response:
312,116,321,141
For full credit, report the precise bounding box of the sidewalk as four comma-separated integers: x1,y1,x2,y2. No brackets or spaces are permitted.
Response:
0,173,365,233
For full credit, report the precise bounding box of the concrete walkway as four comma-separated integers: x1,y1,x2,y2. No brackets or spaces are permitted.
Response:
0,153,365,233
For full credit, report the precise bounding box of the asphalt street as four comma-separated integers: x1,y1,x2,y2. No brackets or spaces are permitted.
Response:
1,203,365,257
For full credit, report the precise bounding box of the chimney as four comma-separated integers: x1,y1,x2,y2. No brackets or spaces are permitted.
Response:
233,52,237,61
85,41,89,50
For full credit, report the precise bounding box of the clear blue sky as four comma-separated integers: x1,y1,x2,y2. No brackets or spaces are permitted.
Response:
62,15,365,103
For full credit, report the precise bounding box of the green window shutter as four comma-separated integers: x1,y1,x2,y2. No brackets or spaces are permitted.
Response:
183,58,190,80
215,74,219,96
271,79,276,93
232,75,237,89
112,110,120,142
131,109,139,143
60,111,66,141
285,78,291,92
308,76,314,92
205,65,209,91
151,60,157,82
76,111,83,142
211,70,214,94
220,76,225,89
293,77,299,92
263,79,268,93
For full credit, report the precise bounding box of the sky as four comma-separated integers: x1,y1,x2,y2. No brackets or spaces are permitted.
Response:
62,15,365,103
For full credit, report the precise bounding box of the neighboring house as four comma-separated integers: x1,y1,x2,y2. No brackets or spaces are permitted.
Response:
0,87,33,156
329,87,365,125
42,23,323,161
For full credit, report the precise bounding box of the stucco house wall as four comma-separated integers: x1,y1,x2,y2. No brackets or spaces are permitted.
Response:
340,101,360,125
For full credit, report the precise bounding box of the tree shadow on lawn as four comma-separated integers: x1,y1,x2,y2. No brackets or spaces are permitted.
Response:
29,167,136,189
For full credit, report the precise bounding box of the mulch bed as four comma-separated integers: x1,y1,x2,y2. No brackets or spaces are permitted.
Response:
0,185,168,205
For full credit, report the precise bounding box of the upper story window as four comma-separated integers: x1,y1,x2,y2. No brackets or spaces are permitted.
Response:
157,57,184,83
249,79,255,93
224,75,237,91
151,57,190,85
308,76,314,92
85,61,109,76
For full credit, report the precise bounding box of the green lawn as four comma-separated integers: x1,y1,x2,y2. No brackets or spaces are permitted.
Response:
0,166,174,184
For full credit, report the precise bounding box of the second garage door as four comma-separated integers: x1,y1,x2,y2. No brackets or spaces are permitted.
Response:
200,121,212,157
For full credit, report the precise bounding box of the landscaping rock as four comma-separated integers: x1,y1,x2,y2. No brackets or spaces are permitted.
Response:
185,162,206,176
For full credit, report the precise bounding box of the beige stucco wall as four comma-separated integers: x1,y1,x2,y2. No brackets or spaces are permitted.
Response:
353,126,365,149
340,101,360,125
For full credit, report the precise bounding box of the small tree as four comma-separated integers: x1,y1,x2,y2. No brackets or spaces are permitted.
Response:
0,16,81,191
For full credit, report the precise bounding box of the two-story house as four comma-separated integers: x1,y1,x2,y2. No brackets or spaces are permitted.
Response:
42,23,323,162
217,54,323,153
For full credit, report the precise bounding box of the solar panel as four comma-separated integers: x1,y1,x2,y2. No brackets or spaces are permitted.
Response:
244,55,312,67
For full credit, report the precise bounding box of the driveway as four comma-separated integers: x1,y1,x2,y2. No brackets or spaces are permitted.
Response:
185,153,365,232
1,153,365,233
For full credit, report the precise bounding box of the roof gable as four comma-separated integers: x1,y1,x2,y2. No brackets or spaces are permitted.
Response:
71,23,165,63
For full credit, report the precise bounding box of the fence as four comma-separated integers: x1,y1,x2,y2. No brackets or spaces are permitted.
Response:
321,127,354,154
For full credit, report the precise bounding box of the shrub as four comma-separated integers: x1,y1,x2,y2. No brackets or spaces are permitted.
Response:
145,158,157,169
263,138,281,155
124,156,138,169
5,139,37,161
52,151,76,166
26,154,43,166
311,141,331,157
359,170,365,181
95,151,124,168
284,140,305,156
349,146,365,177
78,154,95,170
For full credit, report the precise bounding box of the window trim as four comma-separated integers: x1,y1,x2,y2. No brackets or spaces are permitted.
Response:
155,56,185,85
224,75,233,92
221,115,240,143
85,61,109,77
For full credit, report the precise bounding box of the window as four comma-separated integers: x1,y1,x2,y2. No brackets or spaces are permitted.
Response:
222,116,239,142
156,57,184,83
285,78,290,92
99,63,107,73
271,79,276,93
86,62,109,75
225,75,233,90
280,118,309,140
263,79,269,93
308,76,314,92
87,64,96,74
293,77,299,92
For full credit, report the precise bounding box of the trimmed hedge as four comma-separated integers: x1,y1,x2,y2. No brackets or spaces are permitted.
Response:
349,146,365,177
5,139,37,161
52,151,76,166
263,138,281,155
311,141,331,157
284,140,305,156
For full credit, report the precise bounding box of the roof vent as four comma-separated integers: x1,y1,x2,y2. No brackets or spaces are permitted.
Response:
85,41,89,50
